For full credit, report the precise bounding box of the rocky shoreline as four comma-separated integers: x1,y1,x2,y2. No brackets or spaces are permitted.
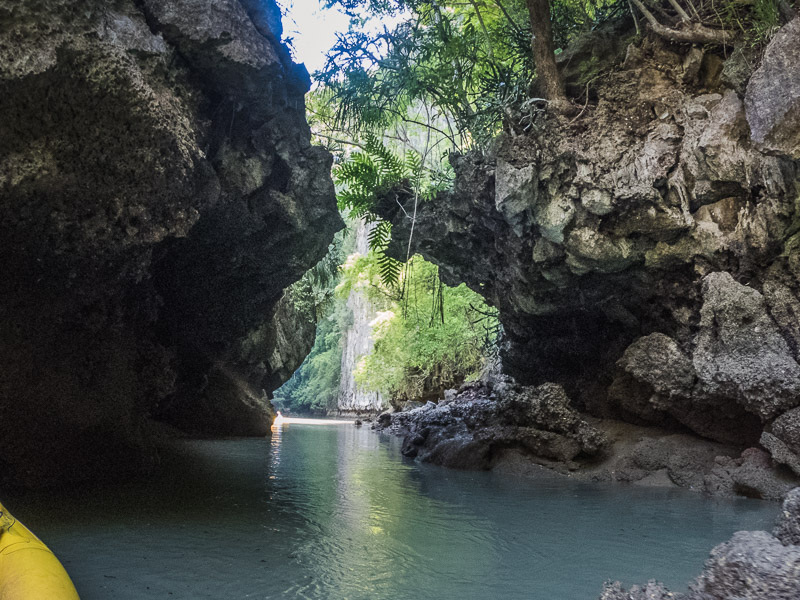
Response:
375,378,800,501
375,382,800,598
601,488,800,600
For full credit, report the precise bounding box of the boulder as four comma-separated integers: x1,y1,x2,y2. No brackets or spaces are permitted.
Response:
761,407,800,476
704,448,797,501
745,17,800,157
689,531,800,599
694,272,800,421
774,487,800,546
609,330,763,445
600,487,800,599
599,581,681,600
382,381,608,470
610,333,694,420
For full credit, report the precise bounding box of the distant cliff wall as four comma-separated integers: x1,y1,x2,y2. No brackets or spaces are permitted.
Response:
336,221,386,414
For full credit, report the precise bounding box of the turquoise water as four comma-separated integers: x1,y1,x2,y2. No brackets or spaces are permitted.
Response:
4,425,779,599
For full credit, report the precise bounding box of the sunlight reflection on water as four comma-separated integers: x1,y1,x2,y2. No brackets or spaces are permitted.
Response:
4,426,780,600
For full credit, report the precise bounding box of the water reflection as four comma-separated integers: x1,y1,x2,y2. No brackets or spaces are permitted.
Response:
269,424,282,478
3,427,780,600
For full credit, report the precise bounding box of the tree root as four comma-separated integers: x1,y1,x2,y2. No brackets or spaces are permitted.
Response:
630,0,735,44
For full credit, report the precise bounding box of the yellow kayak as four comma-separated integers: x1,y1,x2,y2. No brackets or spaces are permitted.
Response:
0,502,80,599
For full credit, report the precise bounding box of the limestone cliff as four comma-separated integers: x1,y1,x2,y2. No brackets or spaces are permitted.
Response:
336,221,385,414
380,20,800,471
0,0,341,486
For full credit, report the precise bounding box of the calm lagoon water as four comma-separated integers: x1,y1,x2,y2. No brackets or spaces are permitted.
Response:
5,424,779,599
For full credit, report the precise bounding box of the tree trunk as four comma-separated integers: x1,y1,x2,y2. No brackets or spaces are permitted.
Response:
526,0,570,112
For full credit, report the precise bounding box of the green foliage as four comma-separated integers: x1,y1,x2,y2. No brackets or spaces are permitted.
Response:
318,0,792,149
273,297,352,413
725,0,783,46
275,220,500,412
318,0,628,147
335,133,410,218
319,0,531,147
338,250,500,404
369,221,405,289
334,135,448,289
550,0,626,48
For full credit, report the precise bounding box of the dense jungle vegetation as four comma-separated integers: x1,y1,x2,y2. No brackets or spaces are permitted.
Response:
272,218,500,413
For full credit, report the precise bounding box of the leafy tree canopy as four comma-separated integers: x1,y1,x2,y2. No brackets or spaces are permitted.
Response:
315,0,628,145
315,0,793,147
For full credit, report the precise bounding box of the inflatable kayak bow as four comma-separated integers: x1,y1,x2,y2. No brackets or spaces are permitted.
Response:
0,502,80,599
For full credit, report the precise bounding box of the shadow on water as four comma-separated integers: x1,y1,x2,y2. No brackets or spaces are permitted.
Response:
2,426,780,600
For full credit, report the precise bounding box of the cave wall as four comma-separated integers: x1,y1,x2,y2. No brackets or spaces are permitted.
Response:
0,0,342,486
380,21,800,460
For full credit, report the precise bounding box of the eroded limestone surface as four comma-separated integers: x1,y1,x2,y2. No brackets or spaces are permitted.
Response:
377,19,800,488
0,0,341,485
379,379,608,469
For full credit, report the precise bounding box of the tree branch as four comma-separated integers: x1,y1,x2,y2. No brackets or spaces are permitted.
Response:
666,0,692,21
492,0,525,33
312,132,367,150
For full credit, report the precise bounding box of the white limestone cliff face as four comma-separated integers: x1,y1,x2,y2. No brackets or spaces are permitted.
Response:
336,221,386,414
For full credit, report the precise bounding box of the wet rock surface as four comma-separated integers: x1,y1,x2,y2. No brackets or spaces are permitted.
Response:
381,378,799,499
376,375,799,499
0,0,340,485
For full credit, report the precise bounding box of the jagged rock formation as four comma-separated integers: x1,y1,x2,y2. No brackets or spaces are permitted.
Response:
0,0,341,486
336,221,385,414
609,272,800,445
156,285,319,436
379,19,800,485
745,16,800,158
600,487,800,600
378,379,608,469
378,379,798,499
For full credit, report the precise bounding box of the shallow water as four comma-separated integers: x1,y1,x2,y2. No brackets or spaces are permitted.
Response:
5,425,779,599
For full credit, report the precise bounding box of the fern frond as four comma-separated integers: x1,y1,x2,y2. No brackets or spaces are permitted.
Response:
367,219,392,252
377,252,403,289
364,133,407,180
404,150,422,177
